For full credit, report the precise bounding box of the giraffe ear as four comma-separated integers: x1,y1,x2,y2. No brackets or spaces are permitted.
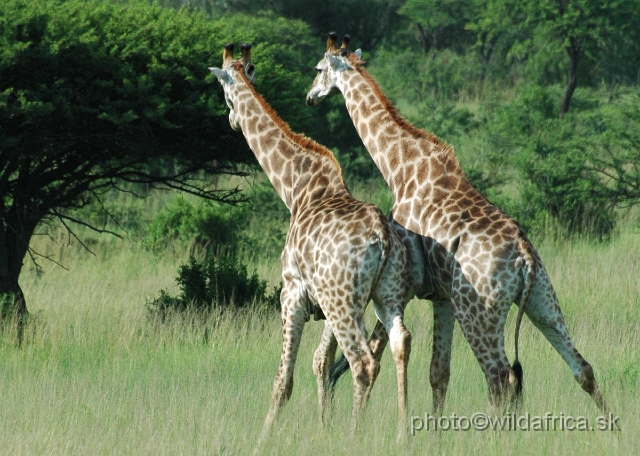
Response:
325,53,352,72
245,63,256,81
209,67,233,85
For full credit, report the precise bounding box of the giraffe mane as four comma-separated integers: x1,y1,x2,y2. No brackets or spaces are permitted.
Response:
346,53,448,148
235,62,344,178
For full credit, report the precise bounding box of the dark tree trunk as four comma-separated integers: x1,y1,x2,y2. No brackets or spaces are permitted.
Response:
0,274,27,345
0,210,38,345
477,32,499,81
416,23,430,54
559,38,580,119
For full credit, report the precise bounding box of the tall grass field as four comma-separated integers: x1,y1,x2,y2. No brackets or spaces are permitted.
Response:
1,215,638,455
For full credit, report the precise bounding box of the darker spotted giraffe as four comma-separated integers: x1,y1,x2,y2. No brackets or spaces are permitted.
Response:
210,43,412,444
306,33,609,415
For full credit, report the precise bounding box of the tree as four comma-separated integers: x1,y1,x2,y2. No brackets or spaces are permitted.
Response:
0,0,314,324
471,0,640,118
207,12,318,134
218,0,404,51
287,0,405,51
523,0,622,119
484,85,640,240
398,0,476,56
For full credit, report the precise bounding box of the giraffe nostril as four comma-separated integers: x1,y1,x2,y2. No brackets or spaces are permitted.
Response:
306,95,320,107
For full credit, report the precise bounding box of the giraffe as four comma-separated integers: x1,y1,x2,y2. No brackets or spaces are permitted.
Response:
305,33,610,415
209,43,412,442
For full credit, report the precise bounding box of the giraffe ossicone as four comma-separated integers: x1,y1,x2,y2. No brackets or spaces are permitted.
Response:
305,32,610,416
210,43,413,444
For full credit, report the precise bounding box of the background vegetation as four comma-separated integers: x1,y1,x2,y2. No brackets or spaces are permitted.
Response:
1,0,639,453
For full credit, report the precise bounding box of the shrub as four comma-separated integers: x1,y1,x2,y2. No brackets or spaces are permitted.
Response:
236,179,289,258
148,255,281,319
483,85,640,241
143,196,247,254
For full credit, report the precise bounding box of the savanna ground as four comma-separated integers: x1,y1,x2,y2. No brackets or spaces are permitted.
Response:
0,190,637,455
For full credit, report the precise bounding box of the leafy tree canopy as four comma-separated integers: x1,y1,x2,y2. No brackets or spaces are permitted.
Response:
0,0,317,320
210,0,404,50
468,0,640,117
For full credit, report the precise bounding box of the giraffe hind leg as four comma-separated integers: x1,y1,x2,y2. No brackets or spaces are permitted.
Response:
327,319,389,390
332,298,457,418
258,284,308,446
327,308,381,433
313,320,338,424
451,268,521,410
430,299,455,416
524,275,609,414
371,254,412,436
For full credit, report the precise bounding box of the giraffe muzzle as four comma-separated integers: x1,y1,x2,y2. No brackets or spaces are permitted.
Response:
305,94,319,107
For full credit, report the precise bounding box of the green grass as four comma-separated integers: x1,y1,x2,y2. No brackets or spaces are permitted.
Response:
0,221,638,455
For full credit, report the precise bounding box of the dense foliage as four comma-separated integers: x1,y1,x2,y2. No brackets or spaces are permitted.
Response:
3,0,640,320
142,196,245,253
0,0,315,316
143,181,289,258
483,86,640,240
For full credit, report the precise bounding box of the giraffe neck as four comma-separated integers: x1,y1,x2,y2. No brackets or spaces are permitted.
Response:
231,68,347,214
340,69,439,191
339,65,477,231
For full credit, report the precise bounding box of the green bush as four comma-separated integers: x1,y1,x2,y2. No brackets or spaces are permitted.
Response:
371,49,484,103
148,256,281,318
483,85,640,241
369,49,481,142
332,147,381,183
143,195,247,253
235,179,289,258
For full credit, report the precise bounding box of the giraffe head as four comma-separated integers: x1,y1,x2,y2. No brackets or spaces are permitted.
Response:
209,43,256,131
305,32,363,107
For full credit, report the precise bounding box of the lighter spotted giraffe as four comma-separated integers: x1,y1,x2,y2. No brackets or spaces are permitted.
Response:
210,44,412,442
305,33,609,414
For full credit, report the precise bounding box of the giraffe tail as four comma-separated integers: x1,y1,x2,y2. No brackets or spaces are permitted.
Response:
512,236,537,399
368,219,393,299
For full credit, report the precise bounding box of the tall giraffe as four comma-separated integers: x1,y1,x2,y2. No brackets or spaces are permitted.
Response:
209,44,412,441
305,33,609,414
